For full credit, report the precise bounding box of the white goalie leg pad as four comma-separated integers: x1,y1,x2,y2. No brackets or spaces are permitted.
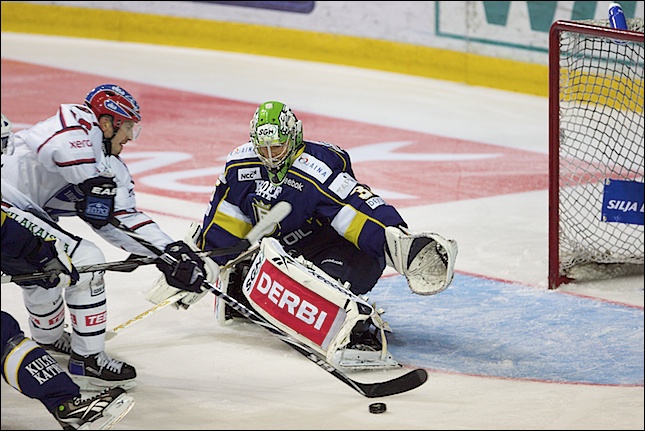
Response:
385,226,458,296
146,222,219,309
241,238,397,370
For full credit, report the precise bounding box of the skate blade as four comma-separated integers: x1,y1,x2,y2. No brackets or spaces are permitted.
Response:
77,394,135,430
332,349,401,371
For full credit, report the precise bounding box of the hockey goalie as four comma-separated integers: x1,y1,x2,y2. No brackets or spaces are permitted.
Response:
147,100,458,370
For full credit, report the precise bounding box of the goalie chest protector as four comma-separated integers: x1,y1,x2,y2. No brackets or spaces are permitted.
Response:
242,238,370,356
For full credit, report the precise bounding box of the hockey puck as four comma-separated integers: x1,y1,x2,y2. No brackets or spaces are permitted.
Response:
369,402,387,414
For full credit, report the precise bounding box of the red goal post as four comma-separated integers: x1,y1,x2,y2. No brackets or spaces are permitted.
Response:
548,19,644,289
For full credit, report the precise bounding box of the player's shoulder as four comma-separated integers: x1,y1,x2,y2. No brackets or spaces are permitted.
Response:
305,139,349,155
60,103,96,123
292,140,352,184
225,141,258,164
55,103,99,136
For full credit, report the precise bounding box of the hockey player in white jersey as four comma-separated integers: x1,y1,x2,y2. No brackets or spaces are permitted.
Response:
2,113,135,430
147,101,457,370
0,86,205,390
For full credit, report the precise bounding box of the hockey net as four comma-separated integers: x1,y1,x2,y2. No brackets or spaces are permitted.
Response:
548,18,644,289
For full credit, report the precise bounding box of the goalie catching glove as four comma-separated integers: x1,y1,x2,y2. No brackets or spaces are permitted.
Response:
384,226,458,295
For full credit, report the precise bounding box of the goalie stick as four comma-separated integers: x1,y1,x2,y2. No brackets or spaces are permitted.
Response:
110,204,428,398
1,203,292,285
199,279,428,398
104,202,292,340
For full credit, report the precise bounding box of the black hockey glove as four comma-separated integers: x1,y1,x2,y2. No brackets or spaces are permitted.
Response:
156,241,206,293
12,239,80,289
76,175,117,228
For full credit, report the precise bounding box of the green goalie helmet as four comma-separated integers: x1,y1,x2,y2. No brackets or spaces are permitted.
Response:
250,101,303,185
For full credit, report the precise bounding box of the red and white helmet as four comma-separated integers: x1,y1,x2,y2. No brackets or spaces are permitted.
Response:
84,84,141,128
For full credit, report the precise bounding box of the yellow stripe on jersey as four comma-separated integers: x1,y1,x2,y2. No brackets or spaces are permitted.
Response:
209,198,253,240
3,338,40,392
331,205,372,249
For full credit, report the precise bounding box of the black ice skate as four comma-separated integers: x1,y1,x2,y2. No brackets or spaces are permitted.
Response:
54,387,134,430
68,351,137,391
38,331,72,356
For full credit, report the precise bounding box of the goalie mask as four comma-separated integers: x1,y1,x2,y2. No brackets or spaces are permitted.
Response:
250,101,303,186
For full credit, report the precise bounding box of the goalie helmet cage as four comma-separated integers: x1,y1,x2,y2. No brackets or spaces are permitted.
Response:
548,18,644,289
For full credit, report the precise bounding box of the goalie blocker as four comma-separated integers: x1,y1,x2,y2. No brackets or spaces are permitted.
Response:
225,237,398,370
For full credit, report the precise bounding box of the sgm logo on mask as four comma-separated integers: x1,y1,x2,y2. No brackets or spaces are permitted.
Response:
238,167,261,181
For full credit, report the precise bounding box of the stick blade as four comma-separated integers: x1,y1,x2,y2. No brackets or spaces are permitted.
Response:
360,368,428,398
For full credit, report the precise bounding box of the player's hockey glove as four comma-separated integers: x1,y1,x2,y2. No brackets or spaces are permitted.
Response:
15,239,80,289
76,174,117,228
156,241,206,292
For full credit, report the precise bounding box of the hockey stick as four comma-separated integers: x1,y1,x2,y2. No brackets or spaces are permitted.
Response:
1,206,290,285
1,245,262,284
104,202,292,340
103,249,259,342
200,280,428,398
105,290,189,341
110,206,427,398
0,248,243,284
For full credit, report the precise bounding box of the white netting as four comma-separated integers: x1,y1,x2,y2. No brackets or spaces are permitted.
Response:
556,18,644,281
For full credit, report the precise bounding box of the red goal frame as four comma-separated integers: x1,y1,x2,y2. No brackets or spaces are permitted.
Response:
548,20,644,289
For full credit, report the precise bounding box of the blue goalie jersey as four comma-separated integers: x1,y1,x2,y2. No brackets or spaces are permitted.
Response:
199,140,406,265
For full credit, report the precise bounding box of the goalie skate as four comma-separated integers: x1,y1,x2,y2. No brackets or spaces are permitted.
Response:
332,315,400,371
332,347,400,371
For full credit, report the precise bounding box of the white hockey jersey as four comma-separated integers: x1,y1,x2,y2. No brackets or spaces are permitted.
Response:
0,103,173,257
